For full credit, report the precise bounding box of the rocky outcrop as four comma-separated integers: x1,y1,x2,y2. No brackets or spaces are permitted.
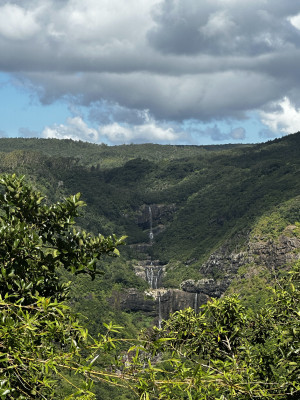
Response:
126,225,300,321
109,289,156,315
136,204,176,231
181,226,300,299
249,230,300,270
112,288,209,324
180,277,231,298
157,289,208,320
200,249,247,277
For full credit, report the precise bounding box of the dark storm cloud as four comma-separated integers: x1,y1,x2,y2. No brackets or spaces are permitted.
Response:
24,68,286,121
89,102,149,125
148,0,300,56
0,0,300,127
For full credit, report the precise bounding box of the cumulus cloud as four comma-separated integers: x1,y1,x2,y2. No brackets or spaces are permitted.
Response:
260,97,300,133
1,0,300,142
101,121,182,144
88,102,151,125
289,13,300,30
41,114,184,145
42,117,99,142
201,125,226,141
0,4,40,40
147,0,300,56
23,69,283,121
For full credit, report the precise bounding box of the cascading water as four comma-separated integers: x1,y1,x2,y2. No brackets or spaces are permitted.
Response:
158,293,162,329
194,292,198,313
149,206,154,243
145,263,163,289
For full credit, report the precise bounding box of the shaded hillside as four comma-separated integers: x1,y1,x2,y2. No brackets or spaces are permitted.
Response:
0,137,249,169
0,134,299,399
0,133,299,288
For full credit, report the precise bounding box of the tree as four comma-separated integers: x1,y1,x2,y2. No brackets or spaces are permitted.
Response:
1,174,299,399
125,263,300,399
0,174,125,399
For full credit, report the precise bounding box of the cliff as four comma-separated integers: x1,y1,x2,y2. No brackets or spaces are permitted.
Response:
181,223,300,298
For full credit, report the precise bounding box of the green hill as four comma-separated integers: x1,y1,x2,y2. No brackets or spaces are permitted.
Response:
0,133,299,399
0,133,299,282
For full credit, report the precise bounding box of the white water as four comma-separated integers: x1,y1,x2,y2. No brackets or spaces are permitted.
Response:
149,206,154,243
158,294,162,329
145,264,163,289
194,292,198,313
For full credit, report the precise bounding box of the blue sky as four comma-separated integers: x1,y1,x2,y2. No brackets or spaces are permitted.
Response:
1,1,300,145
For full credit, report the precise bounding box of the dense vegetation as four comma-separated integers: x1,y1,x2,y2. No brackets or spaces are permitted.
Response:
0,133,299,281
0,175,127,398
0,175,299,400
128,265,299,399
0,133,299,398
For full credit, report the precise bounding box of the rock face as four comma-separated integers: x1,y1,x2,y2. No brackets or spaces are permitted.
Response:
180,278,230,298
122,224,300,324
112,288,208,324
136,204,176,234
109,289,156,315
157,289,208,321
249,231,300,270
181,227,300,298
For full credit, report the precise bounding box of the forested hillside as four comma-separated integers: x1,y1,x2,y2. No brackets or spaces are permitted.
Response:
0,134,299,272
0,133,299,398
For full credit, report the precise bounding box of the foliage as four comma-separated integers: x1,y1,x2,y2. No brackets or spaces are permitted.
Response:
0,134,299,284
124,263,300,399
225,199,300,311
0,174,126,398
0,128,299,399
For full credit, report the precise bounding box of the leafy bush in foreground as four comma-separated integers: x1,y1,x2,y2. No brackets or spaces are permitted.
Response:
125,264,300,399
0,174,126,399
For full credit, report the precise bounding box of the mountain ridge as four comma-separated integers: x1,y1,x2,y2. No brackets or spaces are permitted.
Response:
0,132,299,308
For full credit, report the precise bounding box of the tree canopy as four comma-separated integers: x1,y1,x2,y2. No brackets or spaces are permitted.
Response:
0,174,299,399
124,263,300,399
0,174,125,398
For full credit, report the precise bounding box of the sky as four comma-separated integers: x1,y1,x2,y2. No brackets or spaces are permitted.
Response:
1,0,300,146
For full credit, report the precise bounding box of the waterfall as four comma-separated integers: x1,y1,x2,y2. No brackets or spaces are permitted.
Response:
149,206,154,243
194,292,198,313
145,264,162,289
145,265,154,289
158,293,162,329
154,266,162,289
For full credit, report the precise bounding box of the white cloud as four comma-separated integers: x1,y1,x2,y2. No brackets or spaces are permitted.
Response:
101,121,182,144
260,97,300,133
42,117,99,141
41,0,155,51
1,0,300,143
200,10,236,38
289,13,300,30
41,114,183,144
0,4,40,40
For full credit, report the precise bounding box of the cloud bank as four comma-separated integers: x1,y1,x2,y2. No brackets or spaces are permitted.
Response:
41,115,184,144
1,0,300,143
